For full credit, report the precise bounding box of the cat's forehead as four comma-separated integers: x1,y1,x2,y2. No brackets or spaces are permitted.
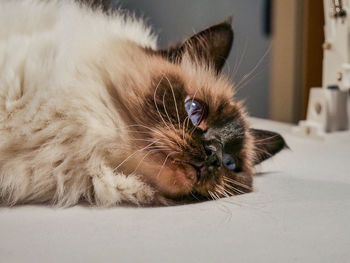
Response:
157,62,235,108
180,59,235,101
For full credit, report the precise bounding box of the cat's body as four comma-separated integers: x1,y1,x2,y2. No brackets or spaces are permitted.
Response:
0,0,286,206
0,0,160,206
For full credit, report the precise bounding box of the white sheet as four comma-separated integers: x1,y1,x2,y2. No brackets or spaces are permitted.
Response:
1,118,349,263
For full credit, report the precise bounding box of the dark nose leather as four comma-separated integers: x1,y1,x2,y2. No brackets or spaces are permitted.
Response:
203,140,223,167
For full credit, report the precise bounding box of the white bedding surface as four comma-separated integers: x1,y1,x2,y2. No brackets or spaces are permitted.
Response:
1,118,349,263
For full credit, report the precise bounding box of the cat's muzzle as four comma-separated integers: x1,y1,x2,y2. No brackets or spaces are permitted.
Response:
190,140,223,184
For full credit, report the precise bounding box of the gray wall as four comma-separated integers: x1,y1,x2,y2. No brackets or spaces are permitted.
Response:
113,0,270,118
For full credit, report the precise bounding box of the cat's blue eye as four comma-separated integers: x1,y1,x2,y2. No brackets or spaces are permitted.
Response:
184,98,204,126
223,153,236,171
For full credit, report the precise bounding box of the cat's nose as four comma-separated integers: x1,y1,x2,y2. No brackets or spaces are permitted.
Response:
203,140,223,167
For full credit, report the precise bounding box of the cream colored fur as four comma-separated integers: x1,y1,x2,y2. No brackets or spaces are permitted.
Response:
0,0,159,206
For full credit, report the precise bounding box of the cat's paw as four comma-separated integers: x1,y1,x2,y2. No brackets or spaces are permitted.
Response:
115,174,155,205
92,171,155,206
151,193,177,206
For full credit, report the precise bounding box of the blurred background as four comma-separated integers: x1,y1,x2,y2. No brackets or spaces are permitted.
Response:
107,0,324,123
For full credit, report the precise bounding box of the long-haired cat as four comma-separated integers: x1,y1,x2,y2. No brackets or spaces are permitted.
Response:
0,0,286,207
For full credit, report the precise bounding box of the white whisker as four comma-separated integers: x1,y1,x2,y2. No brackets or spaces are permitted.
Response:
164,75,181,130
162,91,176,130
113,139,160,172
235,45,271,91
153,76,173,131
156,151,179,179
132,149,164,174
127,124,177,147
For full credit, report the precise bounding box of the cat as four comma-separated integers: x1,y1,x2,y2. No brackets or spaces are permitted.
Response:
0,0,286,207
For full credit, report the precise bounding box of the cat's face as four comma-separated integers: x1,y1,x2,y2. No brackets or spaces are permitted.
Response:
115,19,286,201
140,71,254,199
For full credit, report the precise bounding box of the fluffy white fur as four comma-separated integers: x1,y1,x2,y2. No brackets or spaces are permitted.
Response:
0,0,159,206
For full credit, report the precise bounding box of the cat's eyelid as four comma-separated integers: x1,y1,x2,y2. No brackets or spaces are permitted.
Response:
184,96,195,105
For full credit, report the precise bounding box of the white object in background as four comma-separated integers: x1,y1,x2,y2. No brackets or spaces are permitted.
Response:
294,0,350,139
323,0,350,91
293,88,349,139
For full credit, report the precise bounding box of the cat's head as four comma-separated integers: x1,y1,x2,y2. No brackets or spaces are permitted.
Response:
112,19,287,202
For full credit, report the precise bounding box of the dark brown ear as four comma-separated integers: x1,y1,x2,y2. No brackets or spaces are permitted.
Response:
159,17,234,73
250,128,288,165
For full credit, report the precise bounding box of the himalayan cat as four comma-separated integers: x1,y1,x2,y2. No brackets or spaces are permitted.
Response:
0,0,286,207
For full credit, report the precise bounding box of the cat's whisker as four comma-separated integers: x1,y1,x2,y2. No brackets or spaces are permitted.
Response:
127,124,177,147
223,176,252,192
185,114,191,133
162,91,177,130
182,115,190,141
223,181,242,195
253,134,280,144
215,188,225,199
221,188,230,198
221,190,230,199
208,191,215,201
126,124,161,134
113,139,161,172
126,138,171,150
235,67,265,93
235,45,271,91
189,191,200,202
216,184,230,198
164,75,181,130
213,191,220,200
131,148,165,174
232,38,248,80
146,146,172,151
189,123,198,137
254,147,273,155
124,138,172,151
156,151,179,179
252,143,274,159
253,149,273,161
209,189,219,200
223,185,236,196
126,138,159,143
223,176,249,190
153,76,174,132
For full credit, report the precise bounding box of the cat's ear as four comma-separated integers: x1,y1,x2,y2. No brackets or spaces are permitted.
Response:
159,17,234,73
250,128,288,165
